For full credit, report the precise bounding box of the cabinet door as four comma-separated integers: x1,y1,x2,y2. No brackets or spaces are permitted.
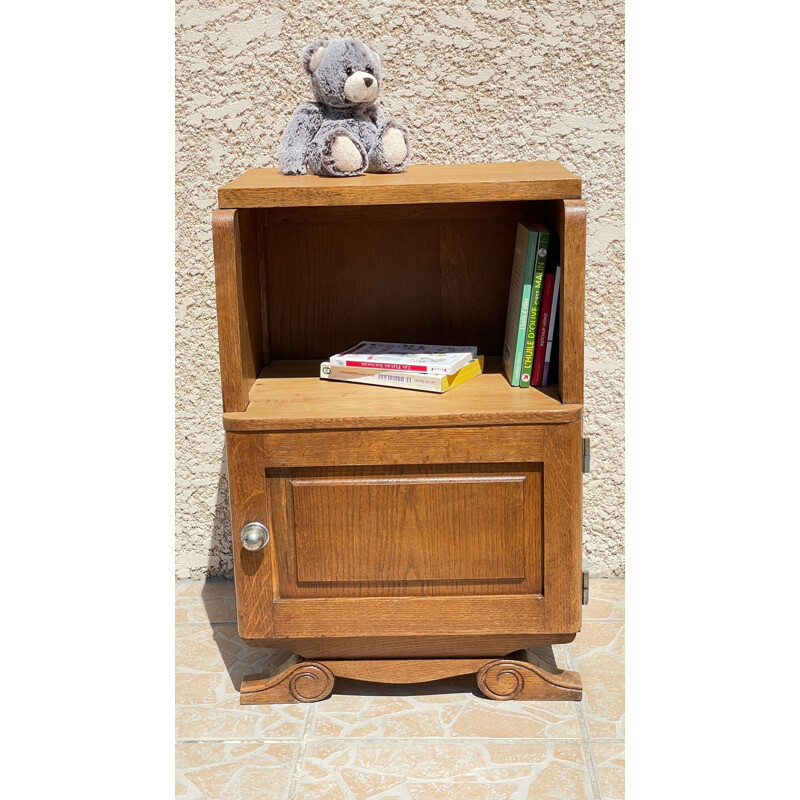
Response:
226,424,582,645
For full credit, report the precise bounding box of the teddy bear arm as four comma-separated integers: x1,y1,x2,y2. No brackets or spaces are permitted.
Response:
278,103,324,175
364,104,383,126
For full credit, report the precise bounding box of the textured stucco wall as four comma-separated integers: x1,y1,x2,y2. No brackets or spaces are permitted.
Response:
175,0,624,578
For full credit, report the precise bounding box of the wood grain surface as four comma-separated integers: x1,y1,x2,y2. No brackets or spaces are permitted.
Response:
476,648,583,701
240,653,335,704
240,648,582,704
542,422,584,631
241,656,496,704
218,162,581,208
223,359,581,431
228,418,582,646
240,425,546,468
240,649,581,704
292,469,525,583
211,208,264,412
272,463,540,595
262,206,517,361
318,657,495,684
556,199,586,406
241,633,576,660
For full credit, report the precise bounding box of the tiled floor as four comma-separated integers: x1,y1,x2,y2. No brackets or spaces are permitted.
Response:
176,579,624,799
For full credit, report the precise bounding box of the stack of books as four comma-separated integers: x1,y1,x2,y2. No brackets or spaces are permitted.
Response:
320,341,484,393
502,222,561,388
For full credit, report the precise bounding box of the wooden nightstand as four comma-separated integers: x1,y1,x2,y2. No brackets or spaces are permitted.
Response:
212,162,586,703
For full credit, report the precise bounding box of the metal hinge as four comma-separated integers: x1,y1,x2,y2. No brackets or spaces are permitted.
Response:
582,570,590,605
582,437,591,473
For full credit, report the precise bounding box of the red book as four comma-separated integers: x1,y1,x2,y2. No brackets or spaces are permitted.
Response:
530,273,555,386
339,360,428,372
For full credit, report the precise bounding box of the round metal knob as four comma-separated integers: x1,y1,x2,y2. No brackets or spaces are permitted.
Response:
240,522,269,551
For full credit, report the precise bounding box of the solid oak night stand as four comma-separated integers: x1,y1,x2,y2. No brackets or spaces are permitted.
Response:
212,161,586,703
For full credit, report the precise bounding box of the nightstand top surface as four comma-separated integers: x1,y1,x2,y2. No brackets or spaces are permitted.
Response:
218,161,581,208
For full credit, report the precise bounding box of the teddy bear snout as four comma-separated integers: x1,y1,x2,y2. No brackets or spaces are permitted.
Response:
344,72,378,103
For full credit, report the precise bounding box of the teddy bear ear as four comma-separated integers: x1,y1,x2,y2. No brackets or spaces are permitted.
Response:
302,40,328,74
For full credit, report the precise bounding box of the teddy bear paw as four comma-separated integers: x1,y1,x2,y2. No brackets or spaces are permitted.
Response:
382,126,408,167
331,135,366,174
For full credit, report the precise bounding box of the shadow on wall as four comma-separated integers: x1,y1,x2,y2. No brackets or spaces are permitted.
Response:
209,445,233,579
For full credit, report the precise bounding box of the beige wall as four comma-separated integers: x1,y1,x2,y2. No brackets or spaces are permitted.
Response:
175,0,624,578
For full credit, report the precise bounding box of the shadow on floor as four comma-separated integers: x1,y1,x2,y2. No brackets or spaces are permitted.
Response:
198,580,560,701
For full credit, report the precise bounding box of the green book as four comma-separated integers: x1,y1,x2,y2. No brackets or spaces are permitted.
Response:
502,223,546,386
519,230,550,387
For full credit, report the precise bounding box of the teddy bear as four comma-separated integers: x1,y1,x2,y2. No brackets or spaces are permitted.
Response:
277,38,412,177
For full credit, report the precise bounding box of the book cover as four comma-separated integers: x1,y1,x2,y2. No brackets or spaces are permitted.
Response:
502,223,546,386
329,341,477,376
519,230,550,387
541,264,562,386
320,356,484,393
530,272,555,386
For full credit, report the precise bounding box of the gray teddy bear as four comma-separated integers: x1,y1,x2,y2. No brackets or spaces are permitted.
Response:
277,38,412,177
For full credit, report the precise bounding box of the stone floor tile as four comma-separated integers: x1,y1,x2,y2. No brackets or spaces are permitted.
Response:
295,740,594,799
175,741,298,800
173,577,626,797
584,579,625,621
312,646,581,740
569,622,625,740
175,579,236,624
175,624,309,740
589,741,624,799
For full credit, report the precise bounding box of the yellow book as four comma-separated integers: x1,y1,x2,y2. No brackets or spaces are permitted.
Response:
320,356,484,393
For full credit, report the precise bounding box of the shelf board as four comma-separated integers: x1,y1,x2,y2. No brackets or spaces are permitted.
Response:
218,162,581,209
222,358,582,432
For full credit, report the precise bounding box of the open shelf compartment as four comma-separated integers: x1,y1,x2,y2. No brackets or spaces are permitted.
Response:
213,164,585,422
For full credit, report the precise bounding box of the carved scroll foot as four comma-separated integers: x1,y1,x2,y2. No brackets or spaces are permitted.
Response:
476,649,583,701
240,654,335,704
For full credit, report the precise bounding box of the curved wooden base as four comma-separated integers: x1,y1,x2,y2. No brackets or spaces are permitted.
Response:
240,649,582,704
240,654,335,703
476,649,582,701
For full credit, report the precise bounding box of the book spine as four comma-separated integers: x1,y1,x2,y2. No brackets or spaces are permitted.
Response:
519,303,538,388
530,272,555,386
511,229,539,386
519,231,549,388
541,265,561,386
502,226,528,384
321,364,445,392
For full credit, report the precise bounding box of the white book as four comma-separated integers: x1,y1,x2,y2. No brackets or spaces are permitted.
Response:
329,341,477,376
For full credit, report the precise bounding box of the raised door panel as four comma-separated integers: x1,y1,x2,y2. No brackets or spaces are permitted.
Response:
279,464,533,586
269,463,542,598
